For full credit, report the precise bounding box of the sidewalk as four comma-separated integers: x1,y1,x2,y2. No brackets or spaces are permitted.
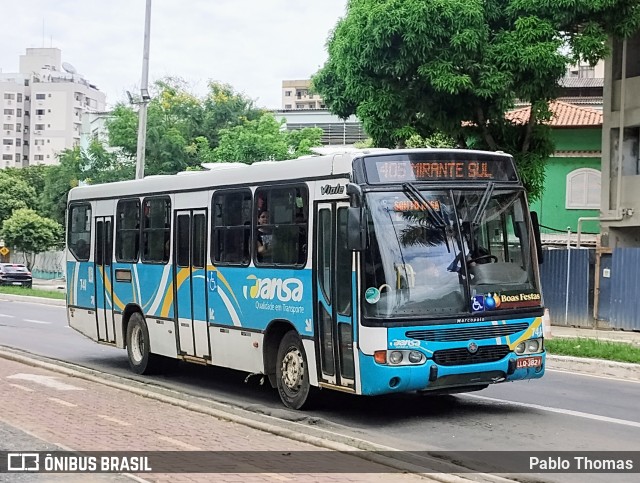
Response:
32,277,66,292
0,356,441,483
550,325,640,346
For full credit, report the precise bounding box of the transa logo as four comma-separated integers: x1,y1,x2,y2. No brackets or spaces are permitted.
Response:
243,275,303,303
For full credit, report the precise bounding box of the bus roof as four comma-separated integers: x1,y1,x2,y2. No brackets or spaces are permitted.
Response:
68,151,358,201
67,148,514,201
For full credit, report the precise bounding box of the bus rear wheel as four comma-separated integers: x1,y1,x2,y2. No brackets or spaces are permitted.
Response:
126,312,162,375
276,330,312,409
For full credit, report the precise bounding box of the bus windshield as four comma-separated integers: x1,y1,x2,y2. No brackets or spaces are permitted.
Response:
362,188,539,319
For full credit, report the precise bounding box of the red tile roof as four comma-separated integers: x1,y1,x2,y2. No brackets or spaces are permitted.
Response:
506,100,603,127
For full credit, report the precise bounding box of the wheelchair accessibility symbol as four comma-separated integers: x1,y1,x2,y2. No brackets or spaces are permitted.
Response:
471,295,485,312
208,272,218,292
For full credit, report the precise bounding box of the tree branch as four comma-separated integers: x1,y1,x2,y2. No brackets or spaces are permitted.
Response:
476,106,497,151
521,104,538,154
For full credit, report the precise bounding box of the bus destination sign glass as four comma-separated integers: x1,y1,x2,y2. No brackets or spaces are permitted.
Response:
363,153,518,184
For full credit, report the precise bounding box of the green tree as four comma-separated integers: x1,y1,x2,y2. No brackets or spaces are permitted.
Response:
0,173,37,226
106,78,262,175
405,131,457,148
1,208,62,270
312,0,640,200
83,140,135,184
41,147,84,225
213,114,323,163
2,165,50,197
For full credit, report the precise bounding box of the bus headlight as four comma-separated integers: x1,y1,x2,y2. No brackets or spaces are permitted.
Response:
389,351,403,364
408,351,423,364
526,339,540,353
514,338,543,355
374,349,425,366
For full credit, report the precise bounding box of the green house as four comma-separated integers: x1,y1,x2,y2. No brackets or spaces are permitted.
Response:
508,101,603,242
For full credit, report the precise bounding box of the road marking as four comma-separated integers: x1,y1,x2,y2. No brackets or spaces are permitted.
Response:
23,319,51,325
0,314,15,318
467,394,640,429
157,435,202,450
7,373,84,391
48,397,77,408
546,368,640,384
8,383,34,392
97,415,130,426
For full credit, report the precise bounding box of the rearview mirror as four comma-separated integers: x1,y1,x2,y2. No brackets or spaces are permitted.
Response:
347,207,366,251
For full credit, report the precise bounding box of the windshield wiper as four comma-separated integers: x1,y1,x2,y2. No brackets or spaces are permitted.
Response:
402,182,450,253
402,182,446,228
472,182,495,227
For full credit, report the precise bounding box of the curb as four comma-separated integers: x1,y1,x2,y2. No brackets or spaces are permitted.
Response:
0,347,515,483
0,293,65,306
546,354,640,381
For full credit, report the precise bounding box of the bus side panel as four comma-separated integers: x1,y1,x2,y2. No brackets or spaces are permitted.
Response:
206,266,313,372
209,327,263,373
66,260,98,340
207,267,313,333
147,317,179,358
113,263,175,320
112,262,177,356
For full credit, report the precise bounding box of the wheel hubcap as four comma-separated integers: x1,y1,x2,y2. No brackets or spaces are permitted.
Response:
131,325,144,363
281,348,304,393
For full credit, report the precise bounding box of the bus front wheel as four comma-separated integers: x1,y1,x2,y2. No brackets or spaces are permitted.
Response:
126,312,162,375
276,330,312,409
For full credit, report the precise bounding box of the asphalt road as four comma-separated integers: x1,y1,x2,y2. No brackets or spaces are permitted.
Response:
1,298,639,482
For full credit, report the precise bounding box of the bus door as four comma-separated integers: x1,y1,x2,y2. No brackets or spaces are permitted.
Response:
174,209,210,359
315,202,355,389
94,216,115,343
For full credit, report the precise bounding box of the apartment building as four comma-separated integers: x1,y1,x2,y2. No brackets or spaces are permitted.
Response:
281,80,325,110
599,32,640,248
0,48,106,169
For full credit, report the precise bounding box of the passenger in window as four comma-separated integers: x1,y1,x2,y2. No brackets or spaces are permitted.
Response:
256,210,273,262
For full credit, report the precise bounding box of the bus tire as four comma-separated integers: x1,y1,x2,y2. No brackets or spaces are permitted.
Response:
126,312,161,375
276,330,312,410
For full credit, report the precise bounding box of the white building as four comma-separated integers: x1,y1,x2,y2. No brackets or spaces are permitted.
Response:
0,48,106,169
281,79,324,110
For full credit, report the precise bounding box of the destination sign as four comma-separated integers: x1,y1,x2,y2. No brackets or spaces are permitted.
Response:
363,153,518,184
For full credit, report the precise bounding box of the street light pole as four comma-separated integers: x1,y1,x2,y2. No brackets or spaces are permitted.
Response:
135,0,152,180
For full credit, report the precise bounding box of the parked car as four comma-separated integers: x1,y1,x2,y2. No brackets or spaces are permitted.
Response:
0,263,32,288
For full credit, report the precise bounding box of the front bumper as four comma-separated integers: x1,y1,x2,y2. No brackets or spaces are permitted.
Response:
358,350,545,396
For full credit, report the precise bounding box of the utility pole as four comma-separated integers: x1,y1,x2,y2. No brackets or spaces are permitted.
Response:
136,0,152,180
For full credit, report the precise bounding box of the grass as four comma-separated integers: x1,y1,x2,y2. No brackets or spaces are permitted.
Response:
0,286,66,300
545,337,640,364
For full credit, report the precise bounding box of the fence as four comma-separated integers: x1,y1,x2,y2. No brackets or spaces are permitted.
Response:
539,248,594,327
10,250,65,280
539,246,640,331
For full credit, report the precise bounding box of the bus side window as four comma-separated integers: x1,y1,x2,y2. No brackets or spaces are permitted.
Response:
254,186,308,267
212,189,252,265
68,203,92,262
142,197,171,264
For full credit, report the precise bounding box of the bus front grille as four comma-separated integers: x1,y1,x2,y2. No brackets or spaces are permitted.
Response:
406,323,529,342
432,345,510,366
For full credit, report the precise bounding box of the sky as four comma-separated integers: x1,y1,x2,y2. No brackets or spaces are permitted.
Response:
0,0,347,109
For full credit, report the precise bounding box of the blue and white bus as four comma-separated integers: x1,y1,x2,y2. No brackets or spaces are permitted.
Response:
66,148,546,409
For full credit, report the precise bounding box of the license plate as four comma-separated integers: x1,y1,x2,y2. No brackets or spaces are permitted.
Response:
13,282,23,286
516,356,542,369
